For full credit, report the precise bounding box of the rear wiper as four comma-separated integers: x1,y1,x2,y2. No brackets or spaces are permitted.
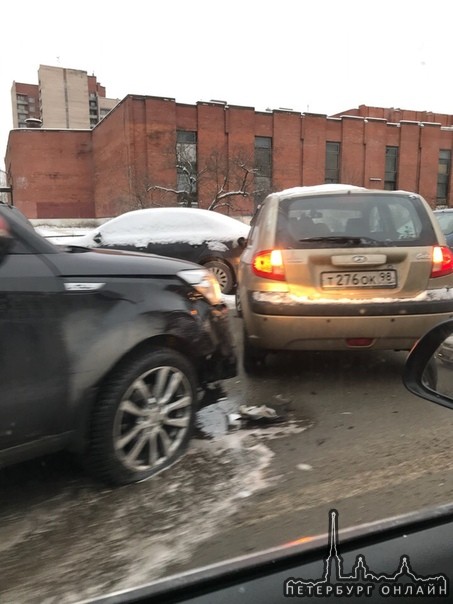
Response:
298,236,382,246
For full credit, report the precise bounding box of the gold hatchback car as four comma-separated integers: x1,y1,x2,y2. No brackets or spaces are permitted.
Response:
237,184,453,373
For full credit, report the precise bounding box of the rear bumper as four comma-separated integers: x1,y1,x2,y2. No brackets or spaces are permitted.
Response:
244,290,453,351
248,289,453,317
245,313,453,351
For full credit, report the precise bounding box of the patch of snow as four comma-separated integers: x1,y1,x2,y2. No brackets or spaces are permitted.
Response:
207,240,228,252
252,288,453,305
34,209,250,249
221,294,236,309
297,463,313,471
70,207,250,248
276,184,365,198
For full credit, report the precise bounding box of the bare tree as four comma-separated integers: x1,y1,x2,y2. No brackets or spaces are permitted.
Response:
105,142,271,215
203,149,258,211
142,142,198,208
147,146,262,213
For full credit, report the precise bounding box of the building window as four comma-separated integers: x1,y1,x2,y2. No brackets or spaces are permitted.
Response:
325,142,340,183
254,136,272,206
384,146,398,190
176,130,197,206
437,149,451,206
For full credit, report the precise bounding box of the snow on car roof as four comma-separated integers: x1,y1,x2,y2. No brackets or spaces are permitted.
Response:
275,184,366,198
274,184,421,200
76,207,250,247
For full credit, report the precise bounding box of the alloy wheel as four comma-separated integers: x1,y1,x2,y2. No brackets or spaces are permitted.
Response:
113,365,192,472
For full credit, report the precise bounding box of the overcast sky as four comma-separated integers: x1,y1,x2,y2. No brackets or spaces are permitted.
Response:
2,0,453,172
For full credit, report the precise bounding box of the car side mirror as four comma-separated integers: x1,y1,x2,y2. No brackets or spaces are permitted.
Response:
0,216,14,263
237,236,247,249
403,319,453,411
93,232,102,244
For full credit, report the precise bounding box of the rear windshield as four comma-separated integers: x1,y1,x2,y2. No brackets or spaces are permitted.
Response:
275,193,437,248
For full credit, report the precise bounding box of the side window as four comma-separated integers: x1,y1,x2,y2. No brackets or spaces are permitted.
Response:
247,203,265,246
249,203,263,228
247,220,260,247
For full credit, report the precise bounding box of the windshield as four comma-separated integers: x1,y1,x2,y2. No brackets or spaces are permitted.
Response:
276,193,437,248
2,2,453,603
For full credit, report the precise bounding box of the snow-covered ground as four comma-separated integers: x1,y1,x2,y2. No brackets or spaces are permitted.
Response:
35,225,92,244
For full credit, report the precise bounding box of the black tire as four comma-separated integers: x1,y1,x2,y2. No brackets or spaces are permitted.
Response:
204,260,234,295
88,348,197,485
242,328,266,374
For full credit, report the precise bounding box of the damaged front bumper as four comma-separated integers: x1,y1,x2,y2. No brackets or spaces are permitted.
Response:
197,302,237,384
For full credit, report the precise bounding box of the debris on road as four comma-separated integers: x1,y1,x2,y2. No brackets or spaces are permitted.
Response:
297,463,313,471
196,389,294,439
238,405,284,424
227,413,242,428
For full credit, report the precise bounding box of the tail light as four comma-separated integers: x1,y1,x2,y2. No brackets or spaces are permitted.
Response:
431,246,453,278
252,249,286,281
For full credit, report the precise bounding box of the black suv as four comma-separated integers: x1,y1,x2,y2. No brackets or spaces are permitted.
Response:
0,203,237,485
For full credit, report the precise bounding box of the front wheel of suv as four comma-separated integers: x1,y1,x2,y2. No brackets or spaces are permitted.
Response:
89,348,197,485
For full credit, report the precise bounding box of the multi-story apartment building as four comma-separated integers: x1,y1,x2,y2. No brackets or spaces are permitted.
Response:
11,65,119,130
4,94,453,220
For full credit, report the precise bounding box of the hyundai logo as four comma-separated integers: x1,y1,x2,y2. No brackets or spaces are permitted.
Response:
352,255,367,263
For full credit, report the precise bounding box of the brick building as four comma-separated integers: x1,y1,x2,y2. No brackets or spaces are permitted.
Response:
4,95,453,219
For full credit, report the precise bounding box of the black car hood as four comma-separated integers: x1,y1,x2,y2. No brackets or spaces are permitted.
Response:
50,245,202,277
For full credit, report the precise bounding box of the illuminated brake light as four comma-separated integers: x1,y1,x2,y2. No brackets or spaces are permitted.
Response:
431,246,453,278
252,249,286,281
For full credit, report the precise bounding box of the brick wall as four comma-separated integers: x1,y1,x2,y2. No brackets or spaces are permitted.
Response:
5,97,453,219
5,129,94,218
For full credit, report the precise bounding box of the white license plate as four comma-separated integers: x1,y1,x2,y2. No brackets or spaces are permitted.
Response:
321,270,397,289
